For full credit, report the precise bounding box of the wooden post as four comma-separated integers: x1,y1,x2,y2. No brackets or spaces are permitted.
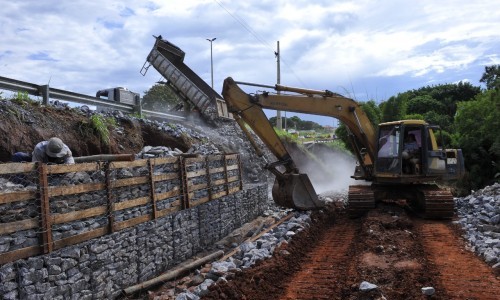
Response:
179,156,189,209
236,154,243,190
223,155,229,195
104,162,115,233
38,163,53,253
148,159,158,219
205,156,213,201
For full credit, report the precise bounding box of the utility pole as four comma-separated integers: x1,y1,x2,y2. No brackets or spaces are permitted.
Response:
206,38,216,89
276,41,282,130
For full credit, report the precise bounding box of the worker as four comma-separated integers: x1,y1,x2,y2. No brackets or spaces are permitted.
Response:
12,137,75,164
402,134,419,173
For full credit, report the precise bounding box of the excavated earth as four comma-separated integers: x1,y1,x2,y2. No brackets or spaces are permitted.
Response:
198,203,500,300
0,100,193,162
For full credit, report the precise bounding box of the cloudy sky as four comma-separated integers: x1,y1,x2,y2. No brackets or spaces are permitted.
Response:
1,0,499,125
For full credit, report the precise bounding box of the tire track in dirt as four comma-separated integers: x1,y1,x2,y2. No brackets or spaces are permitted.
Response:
418,220,500,300
279,217,357,300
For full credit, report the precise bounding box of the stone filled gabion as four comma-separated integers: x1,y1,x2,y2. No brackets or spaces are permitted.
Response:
0,185,268,300
454,183,500,267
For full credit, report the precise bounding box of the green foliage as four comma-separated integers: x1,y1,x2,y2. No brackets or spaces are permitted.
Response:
407,95,447,115
269,115,324,131
480,65,500,90
336,100,381,152
381,94,408,122
11,91,37,106
275,128,298,143
403,113,424,120
361,100,382,125
453,89,500,189
142,83,183,111
88,114,116,145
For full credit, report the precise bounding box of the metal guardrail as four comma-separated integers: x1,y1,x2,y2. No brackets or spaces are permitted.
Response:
0,75,185,122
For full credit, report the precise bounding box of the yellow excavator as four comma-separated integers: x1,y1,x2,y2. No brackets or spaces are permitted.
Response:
222,77,465,218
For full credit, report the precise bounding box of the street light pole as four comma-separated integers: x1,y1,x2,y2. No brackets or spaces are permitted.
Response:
206,38,216,89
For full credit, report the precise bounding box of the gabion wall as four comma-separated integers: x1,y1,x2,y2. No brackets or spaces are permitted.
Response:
0,184,267,300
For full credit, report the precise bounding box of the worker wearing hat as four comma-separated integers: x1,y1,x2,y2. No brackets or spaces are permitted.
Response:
13,137,75,164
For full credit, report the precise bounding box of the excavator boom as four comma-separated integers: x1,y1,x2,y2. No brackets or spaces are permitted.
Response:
222,77,377,210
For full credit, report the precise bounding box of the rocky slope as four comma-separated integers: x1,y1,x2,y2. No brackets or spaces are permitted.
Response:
0,98,272,184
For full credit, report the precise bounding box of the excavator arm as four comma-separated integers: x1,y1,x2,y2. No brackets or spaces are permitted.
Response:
222,77,378,210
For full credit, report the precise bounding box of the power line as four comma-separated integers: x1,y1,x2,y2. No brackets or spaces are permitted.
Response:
213,0,306,87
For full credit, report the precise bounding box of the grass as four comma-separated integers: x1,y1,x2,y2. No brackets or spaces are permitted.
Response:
78,114,117,145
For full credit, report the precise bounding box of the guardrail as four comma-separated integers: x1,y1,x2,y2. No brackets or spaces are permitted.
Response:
0,75,185,122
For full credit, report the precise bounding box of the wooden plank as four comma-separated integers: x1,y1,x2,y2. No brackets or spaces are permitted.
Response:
151,157,179,165
110,159,148,169
227,176,240,183
49,182,105,197
0,245,42,265
211,190,228,200
0,190,36,205
53,227,108,250
208,167,224,174
190,197,210,207
112,176,149,188
188,182,208,192
114,214,151,231
156,204,182,218
114,196,150,211
156,187,181,201
0,162,37,175
46,162,100,174
0,218,39,235
52,206,107,224
184,157,206,164
186,169,207,178
211,178,227,186
224,154,238,160
226,165,239,171
207,155,224,161
153,173,179,182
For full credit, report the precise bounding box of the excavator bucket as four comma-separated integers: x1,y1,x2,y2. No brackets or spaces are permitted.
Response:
271,174,325,210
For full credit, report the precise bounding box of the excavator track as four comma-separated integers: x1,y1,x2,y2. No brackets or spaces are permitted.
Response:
347,185,376,218
417,186,455,219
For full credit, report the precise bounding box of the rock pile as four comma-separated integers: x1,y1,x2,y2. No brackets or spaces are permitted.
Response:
454,183,500,268
169,209,312,300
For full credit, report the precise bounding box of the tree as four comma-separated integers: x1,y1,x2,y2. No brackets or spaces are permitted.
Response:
480,65,500,90
407,95,447,115
380,94,407,122
453,89,500,190
142,84,183,112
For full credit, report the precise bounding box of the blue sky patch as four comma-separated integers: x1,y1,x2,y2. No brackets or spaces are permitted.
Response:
28,52,57,62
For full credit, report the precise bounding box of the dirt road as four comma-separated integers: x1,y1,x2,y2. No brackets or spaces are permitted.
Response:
203,204,500,299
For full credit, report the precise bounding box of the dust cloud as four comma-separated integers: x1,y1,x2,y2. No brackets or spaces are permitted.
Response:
290,143,362,195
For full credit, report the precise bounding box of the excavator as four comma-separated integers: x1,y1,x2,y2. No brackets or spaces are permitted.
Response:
222,77,465,218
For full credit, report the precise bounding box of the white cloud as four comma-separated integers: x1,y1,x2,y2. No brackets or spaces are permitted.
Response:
1,0,499,124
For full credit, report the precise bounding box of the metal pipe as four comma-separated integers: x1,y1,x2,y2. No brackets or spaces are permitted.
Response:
123,250,224,295
74,154,135,163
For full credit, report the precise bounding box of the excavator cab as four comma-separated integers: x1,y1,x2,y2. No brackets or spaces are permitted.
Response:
374,121,463,183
